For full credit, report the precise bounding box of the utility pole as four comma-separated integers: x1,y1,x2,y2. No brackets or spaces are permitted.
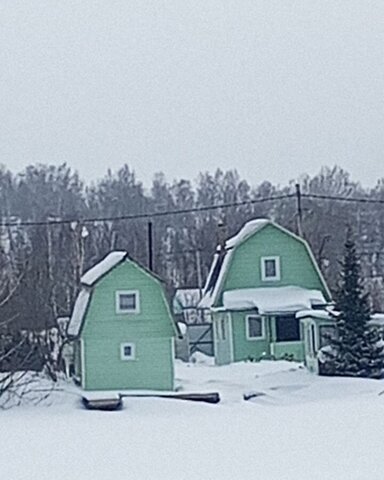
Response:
217,220,227,255
295,183,303,237
147,221,153,272
195,249,203,299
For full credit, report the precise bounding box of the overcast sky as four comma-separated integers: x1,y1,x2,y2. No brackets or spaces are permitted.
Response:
0,1,383,187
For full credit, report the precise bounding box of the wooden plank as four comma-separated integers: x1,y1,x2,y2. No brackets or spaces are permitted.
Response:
120,392,220,404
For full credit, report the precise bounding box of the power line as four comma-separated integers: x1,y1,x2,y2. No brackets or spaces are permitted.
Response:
303,193,384,205
2,191,384,229
0,193,295,228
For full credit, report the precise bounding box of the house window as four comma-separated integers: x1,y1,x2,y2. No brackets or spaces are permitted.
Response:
261,256,280,281
246,315,264,340
275,315,300,342
120,343,136,360
116,291,140,314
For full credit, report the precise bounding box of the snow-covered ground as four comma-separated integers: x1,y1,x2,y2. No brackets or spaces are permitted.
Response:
3,357,384,480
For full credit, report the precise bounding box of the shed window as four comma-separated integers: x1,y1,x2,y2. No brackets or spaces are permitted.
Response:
275,315,300,342
261,256,280,281
246,316,264,340
120,343,136,360
116,291,140,314
220,318,226,341
319,325,336,348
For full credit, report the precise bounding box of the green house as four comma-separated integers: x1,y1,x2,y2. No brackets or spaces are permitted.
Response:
199,219,331,365
67,252,179,391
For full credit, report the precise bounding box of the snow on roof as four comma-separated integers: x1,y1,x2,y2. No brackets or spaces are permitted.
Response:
199,220,270,309
296,309,333,321
199,252,232,309
225,219,269,249
67,288,92,337
296,310,384,326
369,313,384,327
81,251,127,287
222,286,326,314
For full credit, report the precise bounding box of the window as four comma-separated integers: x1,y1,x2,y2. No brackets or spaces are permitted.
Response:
116,290,140,314
261,256,280,281
319,325,336,348
120,343,136,360
220,318,226,341
275,315,300,342
310,324,316,355
246,315,264,340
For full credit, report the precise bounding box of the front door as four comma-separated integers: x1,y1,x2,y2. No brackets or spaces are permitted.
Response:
214,313,233,365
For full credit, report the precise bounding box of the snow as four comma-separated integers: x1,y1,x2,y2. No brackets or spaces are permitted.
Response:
177,322,187,336
199,252,232,309
67,288,91,337
370,313,384,326
223,286,326,313
296,309,333,320
225,218,269,249
3,360,384,479
297,310,384,327
81,251,127,287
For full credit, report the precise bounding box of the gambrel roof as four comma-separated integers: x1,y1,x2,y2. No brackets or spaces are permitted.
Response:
67,251,181,338
199,218,331,309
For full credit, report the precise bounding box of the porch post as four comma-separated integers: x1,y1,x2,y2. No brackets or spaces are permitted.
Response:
269,316,276,357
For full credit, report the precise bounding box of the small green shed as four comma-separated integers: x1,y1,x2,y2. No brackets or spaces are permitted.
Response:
298,310,384,374
199,219,332,365
297,310,336,374
67,251,179,391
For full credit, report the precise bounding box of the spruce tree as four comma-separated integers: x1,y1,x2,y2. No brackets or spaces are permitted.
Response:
326,229,384,378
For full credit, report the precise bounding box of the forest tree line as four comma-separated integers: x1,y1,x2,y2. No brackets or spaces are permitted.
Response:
0,163,384,332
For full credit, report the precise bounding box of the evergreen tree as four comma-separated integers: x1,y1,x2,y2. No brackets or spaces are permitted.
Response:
325,229,384,378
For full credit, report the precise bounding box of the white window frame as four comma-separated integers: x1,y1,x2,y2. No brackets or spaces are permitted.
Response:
246,315,265,340
261,256,281,281
115,290,140,314
120,342,136,361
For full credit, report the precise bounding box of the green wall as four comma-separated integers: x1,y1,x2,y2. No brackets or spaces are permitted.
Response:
231,311,270,362
80,260,175,391
219,224,329,305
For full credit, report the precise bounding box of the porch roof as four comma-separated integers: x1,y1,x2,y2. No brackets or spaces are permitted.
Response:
222,286,326,314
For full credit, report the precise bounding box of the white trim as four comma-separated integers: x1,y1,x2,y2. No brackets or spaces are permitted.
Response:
80,339,86,389
171,337,175,390
261,256,281,281
227,313,234,362
245,315,265,340
115,290,140,314
120,342,136,360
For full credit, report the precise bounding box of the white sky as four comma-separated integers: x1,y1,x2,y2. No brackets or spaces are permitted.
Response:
0,1,383,186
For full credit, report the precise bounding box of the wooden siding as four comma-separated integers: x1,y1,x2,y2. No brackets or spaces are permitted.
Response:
219,224,329,304
81,260,175,391
231,311,270,362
